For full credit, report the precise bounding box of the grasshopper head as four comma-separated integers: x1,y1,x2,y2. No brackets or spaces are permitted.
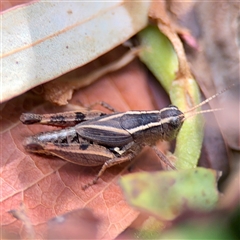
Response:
160,105,184,141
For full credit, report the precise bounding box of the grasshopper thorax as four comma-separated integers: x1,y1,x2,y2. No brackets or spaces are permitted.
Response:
120,105,184,145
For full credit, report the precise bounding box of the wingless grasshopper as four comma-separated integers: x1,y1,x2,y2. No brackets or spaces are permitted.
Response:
20,88,229,189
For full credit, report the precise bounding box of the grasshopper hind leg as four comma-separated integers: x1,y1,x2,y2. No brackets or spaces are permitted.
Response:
20,109,106,127
152,146,176,170
20,101,117,127
82,153,135,190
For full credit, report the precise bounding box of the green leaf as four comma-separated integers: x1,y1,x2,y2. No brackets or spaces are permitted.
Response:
170,79,204,169
138,25,178,92
120,168,219,220
138,25,203,169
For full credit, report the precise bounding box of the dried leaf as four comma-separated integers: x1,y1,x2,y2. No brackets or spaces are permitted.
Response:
198,111,230,180
186,2,239,150
41,47,142,105
1,1,150,103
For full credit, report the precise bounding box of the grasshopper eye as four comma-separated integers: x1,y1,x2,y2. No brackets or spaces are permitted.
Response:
169,117,182,129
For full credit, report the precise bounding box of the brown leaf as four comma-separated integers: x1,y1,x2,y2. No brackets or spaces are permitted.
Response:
0,0,32,12
40,46,141,106
172,1,239,150
198,111,230,181
0,60,167,239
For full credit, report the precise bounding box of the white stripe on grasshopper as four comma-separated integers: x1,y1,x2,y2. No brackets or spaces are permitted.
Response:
126,116,178,134
77,124,129,135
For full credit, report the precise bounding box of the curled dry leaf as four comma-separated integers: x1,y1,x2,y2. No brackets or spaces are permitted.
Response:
39,46,142,105
0,60,169,239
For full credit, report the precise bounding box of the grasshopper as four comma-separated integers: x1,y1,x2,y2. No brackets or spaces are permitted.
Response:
20,89,228,189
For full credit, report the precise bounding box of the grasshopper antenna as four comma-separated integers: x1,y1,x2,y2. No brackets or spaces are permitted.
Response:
183,84,235,115
181,108,223,122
